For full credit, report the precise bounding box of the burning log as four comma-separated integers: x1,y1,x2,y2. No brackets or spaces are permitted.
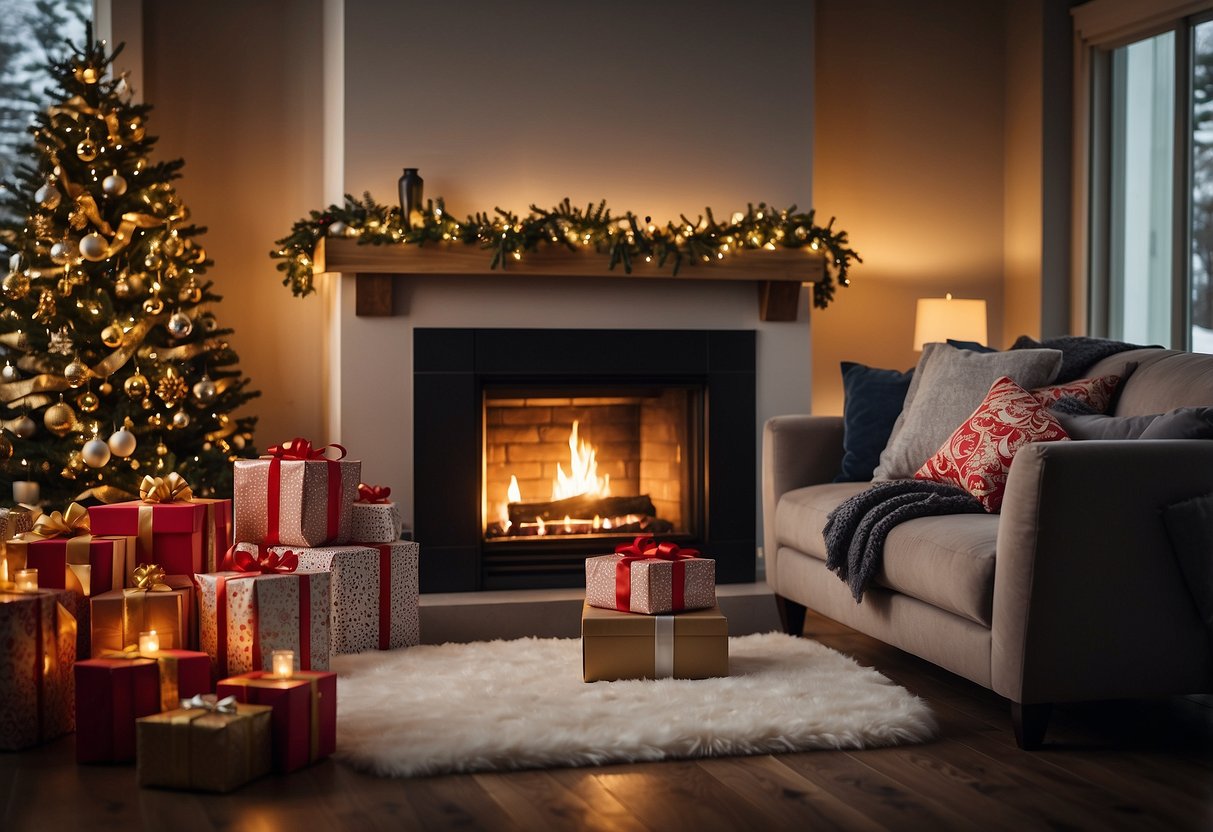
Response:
507,494,658,527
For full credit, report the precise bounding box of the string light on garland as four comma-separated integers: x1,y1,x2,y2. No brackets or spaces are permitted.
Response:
272,194,861,309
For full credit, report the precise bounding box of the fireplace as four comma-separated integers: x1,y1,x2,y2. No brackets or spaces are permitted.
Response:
414,328,756,591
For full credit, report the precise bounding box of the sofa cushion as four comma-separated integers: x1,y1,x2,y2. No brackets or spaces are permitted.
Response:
873,342,1062,480
1031,373,1122,413
1086,348,1213,416
916,376,1071,513
835,361,914,482
775,483,999,626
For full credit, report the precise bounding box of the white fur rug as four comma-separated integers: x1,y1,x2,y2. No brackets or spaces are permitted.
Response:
331,632,935,777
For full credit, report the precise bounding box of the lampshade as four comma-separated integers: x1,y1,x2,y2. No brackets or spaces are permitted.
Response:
913,294,988,351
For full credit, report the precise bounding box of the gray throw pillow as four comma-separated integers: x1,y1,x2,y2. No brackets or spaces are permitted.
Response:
1139,407,1213,439
872,342,1063,480
1054,412,1158,440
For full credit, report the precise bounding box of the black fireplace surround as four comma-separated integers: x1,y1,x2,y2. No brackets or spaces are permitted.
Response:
414,328,756,592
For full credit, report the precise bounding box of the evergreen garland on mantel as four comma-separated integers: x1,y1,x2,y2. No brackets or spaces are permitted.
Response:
273,195,861,309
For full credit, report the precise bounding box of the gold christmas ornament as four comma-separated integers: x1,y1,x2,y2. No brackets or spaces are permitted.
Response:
142,295,165,315
35,182,61,209
63,358,90,388
101,324,124,348
155,441,168,457
49,239,75,264
123,371,150,398
44,400,76,436
99,381,113,396
2,271,30,300
163,233,184,258
191,374,217,404
171,410,190,429
77,390,100,412
76,138,98,162
156,370,188,407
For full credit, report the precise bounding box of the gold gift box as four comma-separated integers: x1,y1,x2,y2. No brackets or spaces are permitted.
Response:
581,602,728,683
90,576,194,657
136,702,272,793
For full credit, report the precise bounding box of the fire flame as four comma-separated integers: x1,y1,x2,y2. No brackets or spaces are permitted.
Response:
552,420,610,501
507,475,521,504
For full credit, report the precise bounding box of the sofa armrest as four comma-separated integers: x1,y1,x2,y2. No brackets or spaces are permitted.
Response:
762,415,844,587
992,439,1213,704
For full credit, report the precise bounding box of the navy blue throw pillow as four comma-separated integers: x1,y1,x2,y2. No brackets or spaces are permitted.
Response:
947,339,997,353
835,361,914,482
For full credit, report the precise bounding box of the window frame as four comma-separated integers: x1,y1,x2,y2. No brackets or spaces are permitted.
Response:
1073,0,1213,348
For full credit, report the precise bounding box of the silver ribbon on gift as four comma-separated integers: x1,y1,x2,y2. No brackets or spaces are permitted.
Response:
180,693,238,714
654,615,675,678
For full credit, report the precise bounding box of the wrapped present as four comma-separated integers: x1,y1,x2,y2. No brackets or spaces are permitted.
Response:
242,541,419,654
196,549,331,679
90,565,195,656
74,656,160,763
0,505,37,582
6,503,134,598
0,589,77,750
581,602,728,682
349,483,402,544
136,695,272,792
87,475,208,578
198,497,232,574
585,536,716,615
216,670,336,773
233,438,360,548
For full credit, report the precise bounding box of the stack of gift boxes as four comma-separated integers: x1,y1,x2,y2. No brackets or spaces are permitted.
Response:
581,536,729,682
0,436,419,793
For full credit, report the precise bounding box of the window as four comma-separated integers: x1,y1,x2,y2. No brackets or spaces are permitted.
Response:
1076,0,1213,353
0,0,89,224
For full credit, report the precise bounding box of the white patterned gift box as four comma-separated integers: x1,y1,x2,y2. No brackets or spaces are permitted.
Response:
348,502,402,545
195,569,331,679
585,550,716,615
238,541,419,653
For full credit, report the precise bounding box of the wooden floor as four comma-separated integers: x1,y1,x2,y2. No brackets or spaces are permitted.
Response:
3,610,1211,831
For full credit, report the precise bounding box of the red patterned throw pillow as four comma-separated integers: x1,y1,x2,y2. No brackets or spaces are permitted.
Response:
1032,374,1121,413
915,376,1070,513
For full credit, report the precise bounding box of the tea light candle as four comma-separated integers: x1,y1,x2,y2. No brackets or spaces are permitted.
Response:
138,630,160,655
14,568,38,593
271,649,295,679
12,480,38,505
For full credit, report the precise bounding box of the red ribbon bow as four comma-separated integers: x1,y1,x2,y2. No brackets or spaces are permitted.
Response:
231,546,299,574
267,437,347,461
357,483,392,503
612,536,700,612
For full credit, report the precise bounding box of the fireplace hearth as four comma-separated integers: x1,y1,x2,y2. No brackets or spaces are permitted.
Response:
414,328,755,592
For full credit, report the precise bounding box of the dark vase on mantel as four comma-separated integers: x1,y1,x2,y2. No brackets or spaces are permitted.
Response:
398,167,423,229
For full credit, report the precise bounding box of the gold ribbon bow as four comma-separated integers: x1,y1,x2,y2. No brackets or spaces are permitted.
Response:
139,473,194,504
131,562,172,592
32,502,92,538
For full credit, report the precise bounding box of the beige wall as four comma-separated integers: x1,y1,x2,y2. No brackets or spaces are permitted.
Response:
134,1,327,449
811,0,1009,415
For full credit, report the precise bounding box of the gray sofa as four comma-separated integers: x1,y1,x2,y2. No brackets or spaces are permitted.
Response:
763,347,1213,747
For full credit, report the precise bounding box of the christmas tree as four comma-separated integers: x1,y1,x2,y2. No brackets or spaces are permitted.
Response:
0,32,259,506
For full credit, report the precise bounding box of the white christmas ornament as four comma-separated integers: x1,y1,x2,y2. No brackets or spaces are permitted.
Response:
79,232,109,261
107,427,137,458
102,172,127,196
192,374,217,404
12,414,35,438
35,184,61,209
82,436,112,468
167,311,193,339
49,239,75,264
0,362,18,382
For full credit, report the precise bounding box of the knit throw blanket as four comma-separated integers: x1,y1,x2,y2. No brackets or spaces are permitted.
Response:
824,480,984,602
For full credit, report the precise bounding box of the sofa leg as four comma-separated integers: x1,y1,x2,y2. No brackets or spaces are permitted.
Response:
1011,702,1052,750
773,594,808,636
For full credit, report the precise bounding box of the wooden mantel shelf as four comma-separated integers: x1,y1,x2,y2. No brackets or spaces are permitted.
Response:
314,236,825,321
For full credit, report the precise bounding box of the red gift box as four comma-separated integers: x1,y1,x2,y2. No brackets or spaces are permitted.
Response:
6,503,133,598
88,501,206,580
216,670,336,772
74,657,160,763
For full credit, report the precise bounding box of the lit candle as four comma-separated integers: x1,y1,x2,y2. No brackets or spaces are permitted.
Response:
271,649,294,679
138,630,160,655
14,568,38,593
12,481,39,505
